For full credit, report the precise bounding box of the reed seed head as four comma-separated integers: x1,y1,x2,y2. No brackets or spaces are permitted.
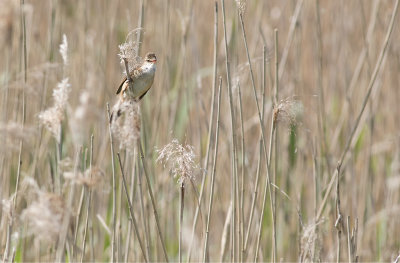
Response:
21,183,65,243
59,34,68,65
38,78,71,142
156,139,198,185
1,195,15,222
236,0,247,15
300,221,322,262
64,167,105,188
0,122,35,151
273,98,303,126
118,40,141,73
111,100,141,153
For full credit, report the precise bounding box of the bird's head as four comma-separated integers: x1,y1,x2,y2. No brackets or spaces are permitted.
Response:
145,53,157,63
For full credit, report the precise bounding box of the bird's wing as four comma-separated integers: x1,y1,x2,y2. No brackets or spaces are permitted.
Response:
116,76,127,95
137,76,155,101
116,66,143,95
138,89,149,101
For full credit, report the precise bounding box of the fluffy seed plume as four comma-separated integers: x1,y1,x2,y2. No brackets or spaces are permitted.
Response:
59,34,68,65
38,78,71,142
236,0,247,14
20,178,65,243
53,78,70,107
111,100,141,153
1,194,15,222
273,98,304,126
300,221,323,262
118,40,141,74
156,139,198,185
64,167,105,188
0,122,35,151
21,193,65,242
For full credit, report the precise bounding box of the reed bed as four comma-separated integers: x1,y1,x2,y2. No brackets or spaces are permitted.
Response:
1,0,400,262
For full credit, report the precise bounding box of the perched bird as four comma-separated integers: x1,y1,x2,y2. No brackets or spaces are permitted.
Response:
116,52,157,101
111,52,157,122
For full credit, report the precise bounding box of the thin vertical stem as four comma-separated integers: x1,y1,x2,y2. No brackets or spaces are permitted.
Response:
278,0,304,82
13,0,28,217
2,223,11,262
81,134,94,262
238,11,274,262
16,0,27,200
354,218,358,262
316,0,399,222
237,80,245,263
137,152,151,261
312,140,319,262
221,1,238,260
203,77,222,262
136,0,144,55
187,2,218,261
138,142,169,262
261,45,267,187
274,29,279,105
124,151,138,263
71,148,87,260
254,120,275,262
347,216,352,263
243,47,267,260
335,165,342,263
117,153,148,262
272,28,279,263
179,183,185,263
73,185,85,260
314,0,331,177
107,103,117,262
56,147,80,262
244,141,261,259
238,12,270,158
21,0,27,118
331,0,380,148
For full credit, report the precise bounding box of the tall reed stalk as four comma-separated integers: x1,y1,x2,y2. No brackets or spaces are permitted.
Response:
203,77,222,262
238,11,275,262
81,134,94,262
221,1,238,260
316,0,399,222
138,142,169,262
187,2,219,261
179,183,184,263
107,103,117,262
117,153,148,262
272,29,279,263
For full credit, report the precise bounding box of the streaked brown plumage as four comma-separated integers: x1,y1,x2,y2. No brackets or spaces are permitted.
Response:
110,52,157,122
116,52,157,101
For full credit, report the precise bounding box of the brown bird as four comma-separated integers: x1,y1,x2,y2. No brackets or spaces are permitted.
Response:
111,53,157,122
116,52,157,101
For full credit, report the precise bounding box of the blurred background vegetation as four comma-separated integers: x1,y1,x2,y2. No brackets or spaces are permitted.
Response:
1,0,400,262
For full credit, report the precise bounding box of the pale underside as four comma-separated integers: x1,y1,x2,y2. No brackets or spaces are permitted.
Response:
117,62,156,101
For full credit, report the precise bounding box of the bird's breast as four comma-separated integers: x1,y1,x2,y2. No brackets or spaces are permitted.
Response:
131,67,155,97
122,63,156,100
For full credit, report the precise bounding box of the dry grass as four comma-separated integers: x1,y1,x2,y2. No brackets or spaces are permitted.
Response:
1,0,400,262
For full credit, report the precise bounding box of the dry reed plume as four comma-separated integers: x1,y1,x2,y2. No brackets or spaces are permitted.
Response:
157,139,198,185
1,0,400,262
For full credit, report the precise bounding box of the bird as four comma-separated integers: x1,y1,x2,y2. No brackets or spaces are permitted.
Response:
116,52,157,101
110,52,157,122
